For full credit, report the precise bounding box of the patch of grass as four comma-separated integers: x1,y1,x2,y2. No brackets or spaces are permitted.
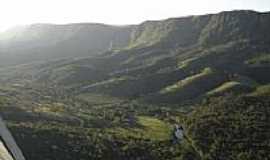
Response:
0,96,8,106
249,84,270,96
137,116,172,140
177,57,198,69
76,93,123,105
207,81,246,96
161,67,214,94
245,54,270,65
208,81,240,93
107,116,172,141
0,85,17,92
33,103,66,115
82,77,130,89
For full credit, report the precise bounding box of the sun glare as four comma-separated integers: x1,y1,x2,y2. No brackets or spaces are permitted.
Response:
0,0,269,31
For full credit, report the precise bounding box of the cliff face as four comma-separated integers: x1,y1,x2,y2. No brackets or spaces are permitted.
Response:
0,10,270,67
0,117,25,160
199,10,270,46
130,10,270,48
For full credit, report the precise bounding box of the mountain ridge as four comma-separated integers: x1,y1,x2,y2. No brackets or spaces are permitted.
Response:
1,10,270,66
0,9,270,160
1,10,270,104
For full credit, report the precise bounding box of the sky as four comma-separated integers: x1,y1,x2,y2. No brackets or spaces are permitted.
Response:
0,0,269,31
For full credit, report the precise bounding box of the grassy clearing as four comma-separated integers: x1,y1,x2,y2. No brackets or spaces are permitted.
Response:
249,84,270,96
177,57,198,69
77,93,123,105
161,67,214,94
245,54,270,65
33,103,66,115
107,116,172,141
0,85,17,92
207,81,242,95
0,96,9,107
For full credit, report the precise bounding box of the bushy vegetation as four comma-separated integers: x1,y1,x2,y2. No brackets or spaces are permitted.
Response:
184,95,270,160
206,81,254,96
245,54,270,65
161,67,214,94
0,10,269,160
250,84,270,96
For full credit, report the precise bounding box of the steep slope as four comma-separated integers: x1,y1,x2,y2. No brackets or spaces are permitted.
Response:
0,23,133,66
200,10,270,46
129,14,210,48
0,10,269,160
1,10,269,67
130,10,270,48
184,95,270,160
1,10,270,104
2,11,270,103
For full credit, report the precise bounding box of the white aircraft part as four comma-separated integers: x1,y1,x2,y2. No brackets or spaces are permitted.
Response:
0,117,25,160
0,140,14,160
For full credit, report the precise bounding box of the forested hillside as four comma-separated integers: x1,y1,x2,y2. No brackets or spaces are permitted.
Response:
0,10,269,160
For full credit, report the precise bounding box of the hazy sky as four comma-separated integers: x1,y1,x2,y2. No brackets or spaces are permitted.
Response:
0,0,269,31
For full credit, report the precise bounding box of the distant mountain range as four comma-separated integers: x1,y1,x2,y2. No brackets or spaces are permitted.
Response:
0,23,132,66
1,10,269,104
1,10,270,65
